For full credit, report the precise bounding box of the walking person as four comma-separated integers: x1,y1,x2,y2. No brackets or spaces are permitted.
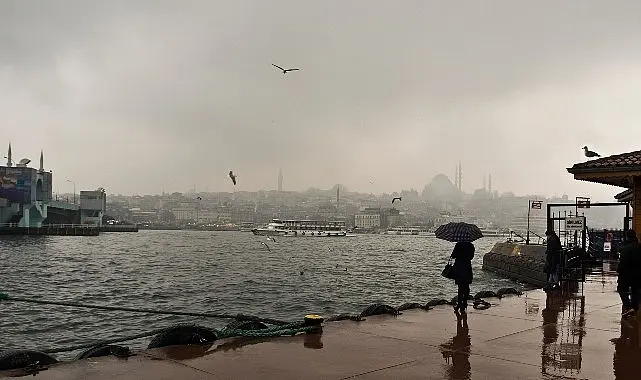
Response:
451,241,475,313
616,229,641,317
544,229,562,290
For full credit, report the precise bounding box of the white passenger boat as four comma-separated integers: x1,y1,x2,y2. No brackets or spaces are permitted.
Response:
385,227,420,235
252,219,347,237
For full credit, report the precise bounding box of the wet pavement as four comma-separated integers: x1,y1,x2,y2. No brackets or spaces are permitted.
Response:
2,264,639,379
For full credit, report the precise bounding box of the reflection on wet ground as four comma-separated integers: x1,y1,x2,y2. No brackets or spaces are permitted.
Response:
5,261,641,379
439,312,471,380
541,284,586,377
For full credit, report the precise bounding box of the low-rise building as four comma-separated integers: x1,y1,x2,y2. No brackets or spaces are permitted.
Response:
354,213,381,228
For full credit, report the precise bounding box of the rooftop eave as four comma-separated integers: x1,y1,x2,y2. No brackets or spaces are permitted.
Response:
566,165,641,175
615,189,634,202
567,170,639,188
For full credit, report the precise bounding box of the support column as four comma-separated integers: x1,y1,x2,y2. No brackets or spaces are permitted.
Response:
634,177,641,240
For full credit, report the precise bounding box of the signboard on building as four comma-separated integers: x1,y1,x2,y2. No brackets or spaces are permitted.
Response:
603,242,612,252
577,200,590,208
565,217,585,231
0,167,32,203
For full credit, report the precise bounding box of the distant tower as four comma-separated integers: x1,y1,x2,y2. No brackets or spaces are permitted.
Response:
336,185,340,204
278,167,283,192
457,161,462,192
483,175,486,191
39,150,44,172
488,174,492,193
454,165,458,189
6,143,12,167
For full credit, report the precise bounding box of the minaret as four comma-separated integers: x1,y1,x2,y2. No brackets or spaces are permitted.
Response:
488,174,492,193
6,143,12,167
278,167,283,192
39,150,44,172
483,175,486,191
454,165,458,189
457,161,462,192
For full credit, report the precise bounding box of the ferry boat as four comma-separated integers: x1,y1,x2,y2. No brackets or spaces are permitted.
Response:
385,227,420,235
252,219,347,237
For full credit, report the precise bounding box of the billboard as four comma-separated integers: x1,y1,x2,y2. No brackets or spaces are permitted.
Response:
0,167,33,203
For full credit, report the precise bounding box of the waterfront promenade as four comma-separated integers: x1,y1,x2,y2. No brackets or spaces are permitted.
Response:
2,264,637,379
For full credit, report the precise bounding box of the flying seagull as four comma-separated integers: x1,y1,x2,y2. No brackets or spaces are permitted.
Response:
583,146,601,158
261,242,271,251
392,197,402,204
272,64,300,74
228,171,237,185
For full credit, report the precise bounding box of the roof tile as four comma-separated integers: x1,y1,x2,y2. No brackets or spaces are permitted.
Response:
572,150,641,169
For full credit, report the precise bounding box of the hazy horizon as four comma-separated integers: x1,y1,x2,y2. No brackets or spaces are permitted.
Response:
2,1,640,201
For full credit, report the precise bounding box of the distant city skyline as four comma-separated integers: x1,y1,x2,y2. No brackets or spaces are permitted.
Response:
35,156,623,202
5,142,623,202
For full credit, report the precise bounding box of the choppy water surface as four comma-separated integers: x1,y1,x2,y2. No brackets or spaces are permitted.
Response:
0,231,521,357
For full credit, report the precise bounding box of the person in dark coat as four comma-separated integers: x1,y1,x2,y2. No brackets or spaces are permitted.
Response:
451,241,475,313
616,229,641,317
544,230,562,290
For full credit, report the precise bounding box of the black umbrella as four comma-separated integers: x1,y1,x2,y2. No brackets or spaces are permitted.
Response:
434,222,483,242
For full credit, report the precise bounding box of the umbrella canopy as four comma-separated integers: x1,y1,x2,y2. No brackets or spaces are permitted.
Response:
434,222,483,242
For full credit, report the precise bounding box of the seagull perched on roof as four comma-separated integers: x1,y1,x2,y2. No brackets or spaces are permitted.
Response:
583,146,601,158
272,64,299,74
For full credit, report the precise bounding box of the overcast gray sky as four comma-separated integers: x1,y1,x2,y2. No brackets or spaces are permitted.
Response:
1,0,640,200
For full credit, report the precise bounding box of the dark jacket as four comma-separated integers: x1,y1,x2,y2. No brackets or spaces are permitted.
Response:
451,242,475,284
617,237,640,285
544,233,562,274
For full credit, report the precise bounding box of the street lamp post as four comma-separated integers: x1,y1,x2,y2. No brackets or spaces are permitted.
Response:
527,200,543,245
66,179,76,204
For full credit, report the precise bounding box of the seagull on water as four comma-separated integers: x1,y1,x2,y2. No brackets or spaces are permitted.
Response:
583,146,601,158
272,64,300,74
267,237,276,242
260,242,271,251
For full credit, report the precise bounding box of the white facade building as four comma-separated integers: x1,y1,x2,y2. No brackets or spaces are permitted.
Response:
355,213,381,228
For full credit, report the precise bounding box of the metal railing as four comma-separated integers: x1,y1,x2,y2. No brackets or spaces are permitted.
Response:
507,230,546,244
559,246,587,283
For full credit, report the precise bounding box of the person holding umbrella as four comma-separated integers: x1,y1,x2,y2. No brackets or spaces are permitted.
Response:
435,222,483,314
451,241,475,313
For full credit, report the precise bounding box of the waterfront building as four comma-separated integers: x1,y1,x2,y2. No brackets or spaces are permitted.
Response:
354,213,381,229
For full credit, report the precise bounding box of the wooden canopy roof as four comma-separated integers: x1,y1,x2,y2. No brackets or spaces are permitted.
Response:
567,150,641,188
